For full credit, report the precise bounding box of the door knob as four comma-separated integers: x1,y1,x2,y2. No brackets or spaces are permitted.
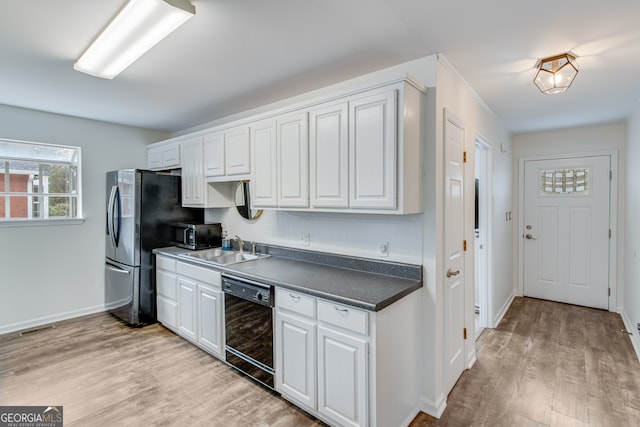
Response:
446,268,460,277
525,234,536,240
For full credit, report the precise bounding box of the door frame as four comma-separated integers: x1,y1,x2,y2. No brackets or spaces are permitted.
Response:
473,134,494,332
517,151,618,311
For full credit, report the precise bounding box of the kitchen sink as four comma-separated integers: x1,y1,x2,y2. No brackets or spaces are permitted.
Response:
178,248,270,266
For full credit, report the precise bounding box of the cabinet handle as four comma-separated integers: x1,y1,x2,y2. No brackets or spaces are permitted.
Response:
289,294,301,302
334,306,349,314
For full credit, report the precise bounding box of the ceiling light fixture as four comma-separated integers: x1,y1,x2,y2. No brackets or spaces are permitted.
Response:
533,53,579,94
74,0,195,79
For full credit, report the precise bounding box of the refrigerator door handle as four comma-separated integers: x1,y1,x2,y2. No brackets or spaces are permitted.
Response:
108,185,117,248
107,185,121,248
106,262,131,275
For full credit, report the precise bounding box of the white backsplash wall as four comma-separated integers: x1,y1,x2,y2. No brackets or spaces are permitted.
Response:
205,208,424,264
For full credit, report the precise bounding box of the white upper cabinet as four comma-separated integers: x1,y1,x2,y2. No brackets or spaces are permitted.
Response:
349,88,397,209
181,138,206,207
252,112,309,209
203,132,225,177
147,141,180,170
277,112,309,208
309,101,349,208
149,74,424,214
182,137,233,208
251,119,278,207
204,125,251,181
224,125,251,177
307,80,423,214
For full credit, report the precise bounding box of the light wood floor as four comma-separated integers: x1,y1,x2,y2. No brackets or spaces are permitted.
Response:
1,297,639,426
412,297,640,426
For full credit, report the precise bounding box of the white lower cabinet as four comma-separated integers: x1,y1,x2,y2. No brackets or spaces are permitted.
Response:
197,284,223,356
177,277,197,341
156,255,224,360
275,289,370,427
318,326,368,427
275,309,316,411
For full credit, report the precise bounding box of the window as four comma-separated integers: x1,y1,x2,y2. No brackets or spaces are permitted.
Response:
0,139,82,222
540,167,590,195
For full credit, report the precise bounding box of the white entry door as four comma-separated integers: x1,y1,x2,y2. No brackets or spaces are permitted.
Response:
444,111,466,394
523,155,611,309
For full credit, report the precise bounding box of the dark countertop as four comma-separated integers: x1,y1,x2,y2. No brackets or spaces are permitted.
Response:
153,246,422,312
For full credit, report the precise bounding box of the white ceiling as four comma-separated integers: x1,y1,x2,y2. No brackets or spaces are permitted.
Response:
1,0,639,134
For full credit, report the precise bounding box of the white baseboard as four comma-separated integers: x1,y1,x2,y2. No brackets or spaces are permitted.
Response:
619,308,640,362
492,290,516,328
466,354,478,370
420,393,446,419
0,305,106,335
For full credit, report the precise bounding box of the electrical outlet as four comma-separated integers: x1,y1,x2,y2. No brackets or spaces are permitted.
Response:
378,241,389,257
300,233,310,246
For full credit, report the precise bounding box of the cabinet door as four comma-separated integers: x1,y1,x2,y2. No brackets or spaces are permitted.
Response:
157,296,178,330
318,325,368,427
309,102,349,208
204,132,225,177
177,277,197,341
277,112,309,207
252,119,278,207
163,144,180,168
197,285,223,357
181,138,205,207
147,147,162,170
349,89,397,209
275,311,316,411
225,125,251,176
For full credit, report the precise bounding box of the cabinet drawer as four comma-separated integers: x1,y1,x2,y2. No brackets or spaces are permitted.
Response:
177,261,221,286
276,288,315,318
156,255,176,272
318,299,368,336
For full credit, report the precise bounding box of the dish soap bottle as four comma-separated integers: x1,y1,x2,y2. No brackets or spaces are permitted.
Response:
222,230,231,251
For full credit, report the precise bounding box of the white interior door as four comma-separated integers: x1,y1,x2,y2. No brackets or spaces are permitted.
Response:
523,155,611,309
444,111,466,394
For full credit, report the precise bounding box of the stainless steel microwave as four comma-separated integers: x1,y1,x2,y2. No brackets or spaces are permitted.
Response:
170,223,222,250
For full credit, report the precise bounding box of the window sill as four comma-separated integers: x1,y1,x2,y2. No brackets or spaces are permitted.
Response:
0,218,86,228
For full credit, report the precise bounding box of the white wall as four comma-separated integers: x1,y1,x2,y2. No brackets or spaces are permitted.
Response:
206,209,423,264
625,104,640,357
419,56,512,416
512,123,626,311
0,104,167,333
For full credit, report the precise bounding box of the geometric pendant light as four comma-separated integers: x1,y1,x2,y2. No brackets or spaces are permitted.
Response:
533,53,579,94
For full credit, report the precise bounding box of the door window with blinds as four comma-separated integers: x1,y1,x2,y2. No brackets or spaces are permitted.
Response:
540,167,590,195
0,139,81,221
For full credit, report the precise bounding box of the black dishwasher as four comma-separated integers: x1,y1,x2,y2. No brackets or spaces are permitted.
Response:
222,274,275,389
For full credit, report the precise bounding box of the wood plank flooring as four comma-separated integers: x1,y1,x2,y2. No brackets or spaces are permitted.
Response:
410,297,640,427
0,313,323,426
1,297,639,426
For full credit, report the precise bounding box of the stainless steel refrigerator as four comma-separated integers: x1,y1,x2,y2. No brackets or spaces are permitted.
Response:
105,169,203,326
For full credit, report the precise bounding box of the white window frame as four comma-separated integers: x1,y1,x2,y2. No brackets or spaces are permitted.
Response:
0,138,84,227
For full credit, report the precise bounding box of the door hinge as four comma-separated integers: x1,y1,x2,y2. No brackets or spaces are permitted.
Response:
463,151,467,163
609,229,612,238
608,288,611,296
610,170,613,180
463,240,467,251
464,328,467,340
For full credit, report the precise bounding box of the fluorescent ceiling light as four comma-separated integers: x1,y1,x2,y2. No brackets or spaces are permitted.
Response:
74,0,195,79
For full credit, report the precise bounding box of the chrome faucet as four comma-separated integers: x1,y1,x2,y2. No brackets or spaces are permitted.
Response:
234,235,244,253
